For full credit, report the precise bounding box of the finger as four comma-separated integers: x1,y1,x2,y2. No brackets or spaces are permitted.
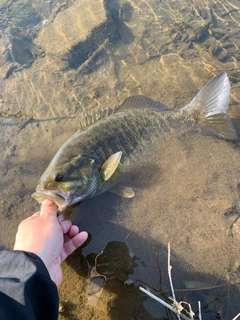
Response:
63,225,79,243
61,231,88,261
60,220,72,234
68,225,79,238
40,199,58,217
57,213,66,224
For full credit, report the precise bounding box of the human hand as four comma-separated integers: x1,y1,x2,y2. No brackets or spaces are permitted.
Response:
14,199,88,286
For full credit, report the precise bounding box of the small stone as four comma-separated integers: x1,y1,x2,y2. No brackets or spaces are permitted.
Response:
42,19,50,25
124,279,134,287
58,302,64,313
35,0,115,70
231,218,240,241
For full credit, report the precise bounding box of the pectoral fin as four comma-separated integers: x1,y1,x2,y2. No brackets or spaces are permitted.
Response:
100,151,122,181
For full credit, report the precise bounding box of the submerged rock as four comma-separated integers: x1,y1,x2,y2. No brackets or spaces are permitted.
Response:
35,0,118,70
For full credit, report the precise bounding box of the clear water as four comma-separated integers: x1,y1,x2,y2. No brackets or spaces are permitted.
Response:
0,0,240,319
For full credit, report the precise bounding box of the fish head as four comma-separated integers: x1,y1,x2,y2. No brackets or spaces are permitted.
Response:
32,155,99,212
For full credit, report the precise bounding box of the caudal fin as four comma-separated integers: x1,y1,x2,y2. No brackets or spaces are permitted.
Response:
185,72,238,141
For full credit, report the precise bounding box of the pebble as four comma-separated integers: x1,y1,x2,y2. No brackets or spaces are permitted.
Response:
232,218,240,241
42,19,50,25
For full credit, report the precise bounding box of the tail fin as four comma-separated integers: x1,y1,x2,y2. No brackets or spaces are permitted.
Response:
184,72,238,141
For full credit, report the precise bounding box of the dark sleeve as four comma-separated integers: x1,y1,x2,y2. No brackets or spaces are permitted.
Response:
0,250,59,320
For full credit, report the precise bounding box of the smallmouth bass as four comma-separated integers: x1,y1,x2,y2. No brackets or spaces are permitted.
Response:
32,72,238,212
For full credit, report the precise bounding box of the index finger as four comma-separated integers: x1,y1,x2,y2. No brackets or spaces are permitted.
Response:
40,199,58,217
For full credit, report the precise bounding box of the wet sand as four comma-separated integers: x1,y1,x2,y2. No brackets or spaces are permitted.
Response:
1,0,240,319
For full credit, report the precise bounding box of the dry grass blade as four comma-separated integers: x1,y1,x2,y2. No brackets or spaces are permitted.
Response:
233,313,240,320
139,243,195,320
198,301,202,320
140,243,239,320
168,242,181,320
139,286,191,320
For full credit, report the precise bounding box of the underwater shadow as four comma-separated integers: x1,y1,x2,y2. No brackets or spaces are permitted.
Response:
64,191,240,320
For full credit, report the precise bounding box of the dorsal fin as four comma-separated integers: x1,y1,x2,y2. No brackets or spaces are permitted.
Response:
119,95,169,112
79,105,119,130
79,95,168,131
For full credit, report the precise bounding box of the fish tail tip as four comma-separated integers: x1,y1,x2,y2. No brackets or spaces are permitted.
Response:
188,72,238,141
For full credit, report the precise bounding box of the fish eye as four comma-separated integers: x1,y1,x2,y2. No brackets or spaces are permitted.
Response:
55,173,63,182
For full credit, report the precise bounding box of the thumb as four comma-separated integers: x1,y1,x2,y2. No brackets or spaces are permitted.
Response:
40,199,58,217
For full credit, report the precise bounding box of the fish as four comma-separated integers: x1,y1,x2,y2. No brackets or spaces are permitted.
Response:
32,72,238,212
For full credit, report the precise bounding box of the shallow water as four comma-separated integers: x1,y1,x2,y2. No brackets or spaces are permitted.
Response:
1,0,240,319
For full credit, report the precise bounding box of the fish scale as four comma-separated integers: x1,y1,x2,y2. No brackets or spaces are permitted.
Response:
74,112,165,168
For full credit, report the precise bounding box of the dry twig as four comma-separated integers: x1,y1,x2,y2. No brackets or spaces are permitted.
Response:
139,243,201,320
233,313,240,320
140,243,239,320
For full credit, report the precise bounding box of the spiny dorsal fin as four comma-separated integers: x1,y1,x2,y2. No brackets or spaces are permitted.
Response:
79,105,118,130
79,95,169,130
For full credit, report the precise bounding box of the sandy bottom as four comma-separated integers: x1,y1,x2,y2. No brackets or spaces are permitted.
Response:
1,0,240,319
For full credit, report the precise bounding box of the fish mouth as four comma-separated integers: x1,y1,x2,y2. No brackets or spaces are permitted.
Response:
31,189,71,212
